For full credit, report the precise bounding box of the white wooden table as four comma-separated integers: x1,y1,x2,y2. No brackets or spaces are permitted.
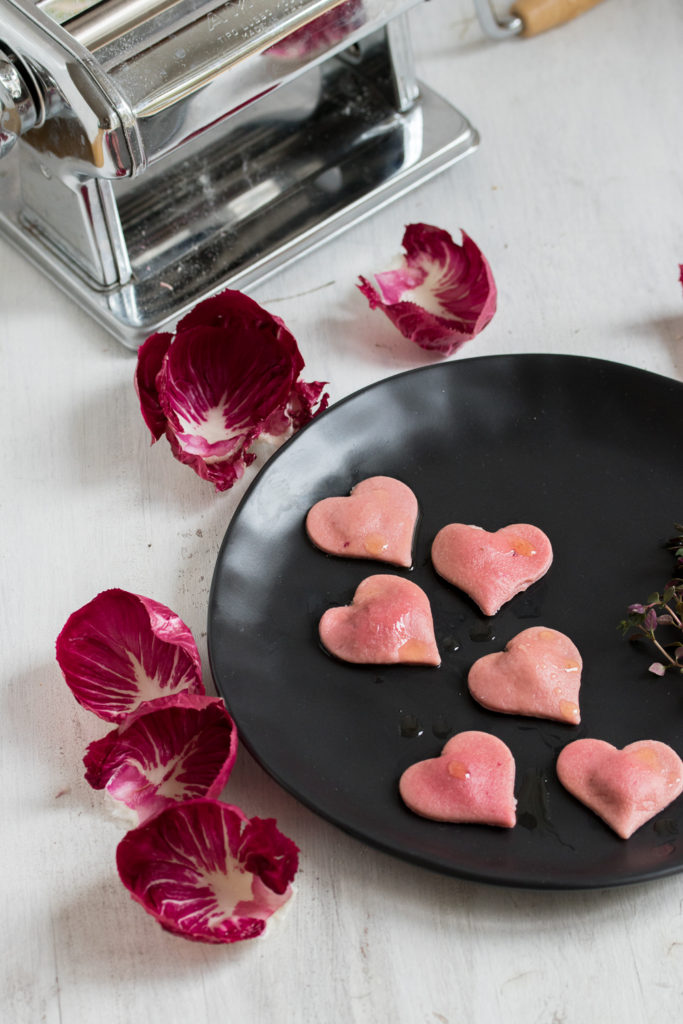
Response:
3,1,683,1021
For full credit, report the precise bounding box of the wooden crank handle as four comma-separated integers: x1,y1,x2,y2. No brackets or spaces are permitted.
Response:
510,0,606,37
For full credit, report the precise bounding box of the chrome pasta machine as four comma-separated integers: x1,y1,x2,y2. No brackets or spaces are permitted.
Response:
0,0,478,347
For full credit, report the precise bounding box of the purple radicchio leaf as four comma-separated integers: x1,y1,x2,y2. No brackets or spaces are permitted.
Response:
134,289,328,492
83,694,237,825
56,589,204,723
357,224,497,356
266,0,363,60
116,798,299,943
134,331,172,440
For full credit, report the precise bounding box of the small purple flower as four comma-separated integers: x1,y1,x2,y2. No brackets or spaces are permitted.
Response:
643,608,659,632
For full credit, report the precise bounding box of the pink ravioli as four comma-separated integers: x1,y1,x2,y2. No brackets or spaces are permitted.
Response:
319,574,440,666
306,476,418,568
557,738,683,839
399,731,517,827
468,626,582,724
431,522,553,616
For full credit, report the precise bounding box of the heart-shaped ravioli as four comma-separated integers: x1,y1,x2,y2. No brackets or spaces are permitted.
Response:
306,476,418,568
468,626,582,724
431,522,553,616
557,738,683,839
319,575,439,665
399,731,516,826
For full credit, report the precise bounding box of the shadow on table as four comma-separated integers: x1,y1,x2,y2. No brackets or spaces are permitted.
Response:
640,314,683,370
321,281,457,376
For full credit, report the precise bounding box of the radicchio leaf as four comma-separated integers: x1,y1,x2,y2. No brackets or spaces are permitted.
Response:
357,224,497,356
266,0,363,60
84,694,237,824
56,589,204,723
135,289,328,491
116,798,299,943
134,331,172,440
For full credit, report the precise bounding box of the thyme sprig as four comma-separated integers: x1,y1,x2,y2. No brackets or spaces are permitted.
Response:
619,525,683,676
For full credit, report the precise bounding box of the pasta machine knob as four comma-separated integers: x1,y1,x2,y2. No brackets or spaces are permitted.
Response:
0,48,41,159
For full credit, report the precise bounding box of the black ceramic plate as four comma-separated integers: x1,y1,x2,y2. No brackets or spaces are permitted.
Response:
208,354,683,889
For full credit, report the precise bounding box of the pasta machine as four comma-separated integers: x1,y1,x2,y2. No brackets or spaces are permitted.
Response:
0,0,478,347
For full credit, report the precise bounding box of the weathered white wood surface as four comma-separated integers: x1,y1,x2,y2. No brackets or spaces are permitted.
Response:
2,1,683,1021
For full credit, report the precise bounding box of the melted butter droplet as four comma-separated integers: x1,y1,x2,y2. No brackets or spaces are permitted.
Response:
399,713,423,738
441,634,461,653
364,533,388,556
448,759,471,780
632,746,660,770
518,811,538,830
470,622,495,643
398,638,430,663
559,699,580,723
509,536,537,556
432,715,452,739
